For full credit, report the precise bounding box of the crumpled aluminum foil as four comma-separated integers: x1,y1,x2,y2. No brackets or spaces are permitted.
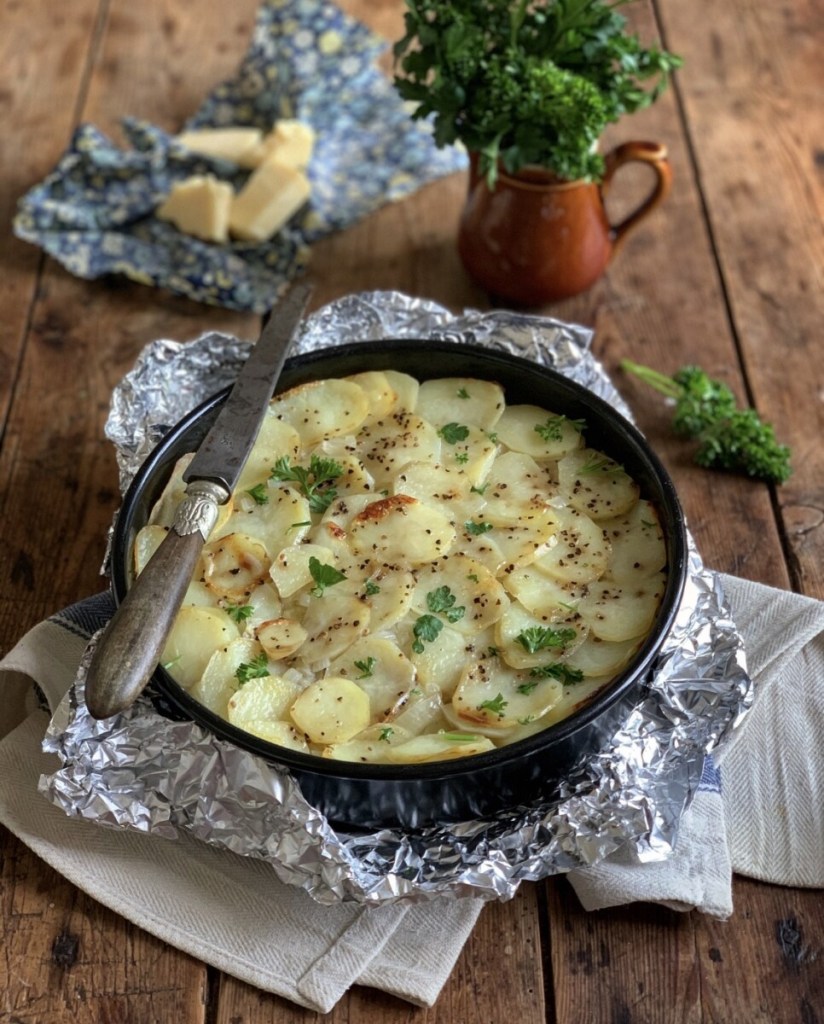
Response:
40,290,753,905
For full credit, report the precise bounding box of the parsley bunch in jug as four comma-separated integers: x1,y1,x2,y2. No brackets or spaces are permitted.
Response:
393,0,681,187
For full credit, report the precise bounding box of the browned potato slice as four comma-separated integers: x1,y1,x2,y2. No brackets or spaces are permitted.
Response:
256,617,307,660
203,532,270,600
557,449,640,520
290,676,371,744
272,379,370,445
161,606,239,690
495,405,585,459
452,658,563,729
415,378,505,430
349,495,456,565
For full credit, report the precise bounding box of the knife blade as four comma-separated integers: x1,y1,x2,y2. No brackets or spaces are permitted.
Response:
85,281,312,720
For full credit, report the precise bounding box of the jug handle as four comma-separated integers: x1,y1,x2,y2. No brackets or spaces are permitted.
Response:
602,142,673,253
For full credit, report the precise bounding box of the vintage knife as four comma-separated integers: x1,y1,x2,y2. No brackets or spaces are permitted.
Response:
85,281,312,720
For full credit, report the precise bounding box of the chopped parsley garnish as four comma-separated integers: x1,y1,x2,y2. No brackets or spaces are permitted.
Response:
288,520,312,531
270,454,343,513
578,453,622,476
225,603,254,624
457,387,471,399
364,579,381,596
534,414,586,443
427,585,465,623
438,422,470,444
245,483,269,505
235,653,270,686
528,663,586,684
412,613,443,653
308,556,347,597
470,482,488,495
486,431,499,443
467,573,480,583
478,693,508,716
486,645,501,657
440,732,480,742
354,656,377,679
454,451,470,464
517,715,536,725
465,520,493,536
379,726,394,742
515,625,577,654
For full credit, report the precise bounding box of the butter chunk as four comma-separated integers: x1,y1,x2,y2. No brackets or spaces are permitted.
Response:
229,162,311,242
175,127,264,169
156,174,233,243
256,119,316,170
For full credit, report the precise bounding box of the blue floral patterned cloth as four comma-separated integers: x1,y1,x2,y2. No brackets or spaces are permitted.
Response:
13,0,466,313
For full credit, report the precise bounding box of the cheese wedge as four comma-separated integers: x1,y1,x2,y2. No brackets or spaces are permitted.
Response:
228,161,311,242
156,174,233,243
255,119,316,170
175,127,264,169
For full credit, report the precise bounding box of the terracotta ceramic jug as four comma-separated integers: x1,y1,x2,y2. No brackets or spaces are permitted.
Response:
457,141,672,305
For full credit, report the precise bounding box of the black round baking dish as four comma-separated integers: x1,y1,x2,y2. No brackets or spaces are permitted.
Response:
110,339,688,831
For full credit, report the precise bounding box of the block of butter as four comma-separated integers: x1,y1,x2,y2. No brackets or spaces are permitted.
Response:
228,162,311,242
255,119,316,170
175,127,264,169
156,174,233,243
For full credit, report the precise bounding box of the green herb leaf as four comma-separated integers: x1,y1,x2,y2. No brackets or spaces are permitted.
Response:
578,453,622,476
270,454,343,513
379,726,395,742
354,656,377,680
465,519,493,536
534,414,586,442
309,556,347,597
245,483,269,505
470,482,488,495
225,603,254,624
412,613,444,653
288,520,312,531
439,731,482,742
438,422,470,444
364,579,381,596
457,387,471,399
235,653,270,686
515,625,577,654
478,693,508,716
526,663,585,686
454,451,469,464
426,585,466,623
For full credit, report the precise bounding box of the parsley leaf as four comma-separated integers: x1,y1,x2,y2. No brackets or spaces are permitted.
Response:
427,585,465,623
364,579,381,596
454,451,469,464
534,414,586,442
457,387,470,399
412,613,443,653
354,656,376,679
578,453,622,476
379,726,394,742
529,663,586,685
440,731,481,742
309,556,347,597
478,693,508,716
438,422,470,444
270,454,343,513
235,653,270,686
515,626,577,654
465,520,493,536
245,483,269,505
224,603,254,624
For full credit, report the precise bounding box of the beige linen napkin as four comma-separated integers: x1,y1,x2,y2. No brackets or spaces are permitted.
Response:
0,622,481,1013
568,572,824,914
2,571,822,1009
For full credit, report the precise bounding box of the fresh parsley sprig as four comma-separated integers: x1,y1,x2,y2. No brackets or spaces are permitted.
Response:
426,585,465,623
308,556,346,597
515,625,577,654
235,653,270,686
621,361,791,484
270,454,344,513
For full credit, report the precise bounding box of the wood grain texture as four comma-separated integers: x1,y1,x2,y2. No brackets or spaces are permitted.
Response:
1,0,822,1021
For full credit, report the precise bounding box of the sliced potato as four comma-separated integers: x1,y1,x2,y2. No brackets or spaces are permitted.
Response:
290,676,371,744
327,635,415,719
385,732,496,763
348,495,456,565
322,723,414,762
345,371,398,423
440,424,497,485
356,412,441,486
269,542,336,598
297,591,371,666
256,617,307,660
407,622,484,700
411,554,509,635
495,405,585,459
203,532,270,600
563,635,641,677
161,606,239,689
578,572,666,642
189,636,261,718
532,506,612,584
232,581,282,628
236,413,301,491
415,378,505,431
382,370,419,413
393,460,482,525
557,448,640,520
521,674,614,729
272,379,370,445
360,565,416,633
502,567,587,620
386,687,448,736
243,719,309,751
452,658,563,729
213,485,311,555
600,500,667,581
471,505,559,570
482,451,556,521
228,673,302,731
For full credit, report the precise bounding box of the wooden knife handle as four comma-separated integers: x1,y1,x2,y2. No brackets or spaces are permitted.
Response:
85,526,206,719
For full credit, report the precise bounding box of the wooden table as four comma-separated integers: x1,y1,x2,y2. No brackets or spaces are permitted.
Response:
2,1,821,1020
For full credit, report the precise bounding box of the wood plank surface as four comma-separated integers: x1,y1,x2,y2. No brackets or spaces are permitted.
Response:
0,1,821,1022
